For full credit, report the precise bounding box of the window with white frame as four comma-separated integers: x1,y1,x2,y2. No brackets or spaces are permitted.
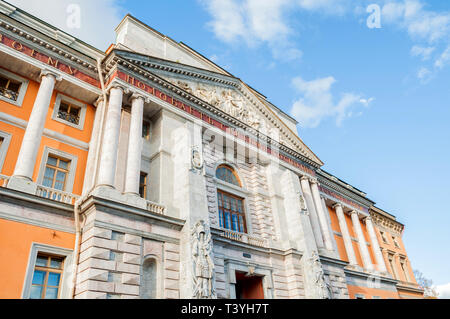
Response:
37,147,78,194
22,244,73,299
392,236,400,248
400,258,411,282
52,93,87,130
215,165,248,234
0,68,29,107
0,131,11,172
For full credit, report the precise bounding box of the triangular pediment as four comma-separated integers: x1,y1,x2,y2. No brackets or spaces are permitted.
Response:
114,50,323,167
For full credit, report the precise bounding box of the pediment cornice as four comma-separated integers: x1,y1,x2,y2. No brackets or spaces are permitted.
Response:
112,49,323,167
0,15,100,77
102,52,320,171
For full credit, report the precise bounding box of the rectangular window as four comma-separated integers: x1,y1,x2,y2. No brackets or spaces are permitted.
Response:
30,254,65,299
43,155,70,191
380,231,388,244
139,172,147,199
57,101,81,125
400,259,411,282
217,190,247,233
388,255,397,279
392,236,400,248
0,74,21,101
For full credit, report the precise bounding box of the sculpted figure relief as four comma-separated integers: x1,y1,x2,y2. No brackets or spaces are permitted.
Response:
170,78,268,132
191,220,216,299
310,251,332,299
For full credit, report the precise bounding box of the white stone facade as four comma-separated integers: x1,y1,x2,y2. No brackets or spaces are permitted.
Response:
0,3,417,300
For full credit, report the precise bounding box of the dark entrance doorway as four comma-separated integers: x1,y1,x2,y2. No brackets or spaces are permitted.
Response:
235,271,264,299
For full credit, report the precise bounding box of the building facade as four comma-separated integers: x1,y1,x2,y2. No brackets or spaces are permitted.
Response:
0,2,423,299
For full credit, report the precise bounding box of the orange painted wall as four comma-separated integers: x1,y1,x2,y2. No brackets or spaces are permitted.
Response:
0,121,24,176
0,219,75,299
0,67,95,195
347,285,399,299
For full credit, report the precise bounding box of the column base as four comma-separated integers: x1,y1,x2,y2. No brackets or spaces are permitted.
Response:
90,186,147,210
7,176,37,195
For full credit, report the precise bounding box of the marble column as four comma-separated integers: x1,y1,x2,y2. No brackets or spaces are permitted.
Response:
351,211,374,271
97,85,124,188
82,97,105,195
310,180,334,251
334,203,357,266
300,176,324,249
12,70,60,181
365,216,387,272
124,93,145,195
321,196,339,253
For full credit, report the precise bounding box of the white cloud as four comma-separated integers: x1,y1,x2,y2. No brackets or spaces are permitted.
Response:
7,0,124,50
436,283,450,299
417,67,432,83
411,45,435,60
290,76,372,128
381,0,450,82
435,46,450,69
201,0,350,62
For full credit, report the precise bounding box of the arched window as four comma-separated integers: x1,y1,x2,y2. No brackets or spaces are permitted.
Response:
140,258,157,299
216,165,246,233
216,165,241,187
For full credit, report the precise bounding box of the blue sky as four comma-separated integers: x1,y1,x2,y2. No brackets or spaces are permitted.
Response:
8,0,449,295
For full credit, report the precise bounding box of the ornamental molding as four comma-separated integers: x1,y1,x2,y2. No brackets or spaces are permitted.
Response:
318,182,372,213
102,58,320,173
110,50,323,167
370,211,404,235
0,17,100,75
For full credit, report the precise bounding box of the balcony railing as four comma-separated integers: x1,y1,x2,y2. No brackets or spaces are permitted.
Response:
0,174,9,187
0,87,19,101
219,228,268,248
36,185,79,205
57,111,80,125
146,200,166,215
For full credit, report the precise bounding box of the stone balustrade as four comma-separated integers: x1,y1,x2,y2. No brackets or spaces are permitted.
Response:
220,228,268,248
0,174,10,187
146,200,166,215
36,185,79,205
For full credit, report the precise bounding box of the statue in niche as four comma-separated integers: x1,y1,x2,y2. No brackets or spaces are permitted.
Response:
191,146,204,171
191,220,216,299
310,251,331,299
299,193,307,211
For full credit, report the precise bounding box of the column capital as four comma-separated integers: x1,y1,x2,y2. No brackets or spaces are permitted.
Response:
108,82,130,95
94,95,105,107
130,92,149,104
332,202,342,210
40,69,62,82
350,210,359,216
309,178,319,185
300,175,310,182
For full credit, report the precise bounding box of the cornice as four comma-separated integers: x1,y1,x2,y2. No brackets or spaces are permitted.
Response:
0,0,104,59
103,54,321,171
371,210,404,235
0,16,100,76
318,176,374,210
110,50,323,167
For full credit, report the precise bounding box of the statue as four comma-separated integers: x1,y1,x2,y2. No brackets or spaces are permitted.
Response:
191,146,204,171
310,251,331,299
191,220,216,299
299,194,307,211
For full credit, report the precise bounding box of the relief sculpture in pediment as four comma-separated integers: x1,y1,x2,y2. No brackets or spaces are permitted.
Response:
169,78,269,132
